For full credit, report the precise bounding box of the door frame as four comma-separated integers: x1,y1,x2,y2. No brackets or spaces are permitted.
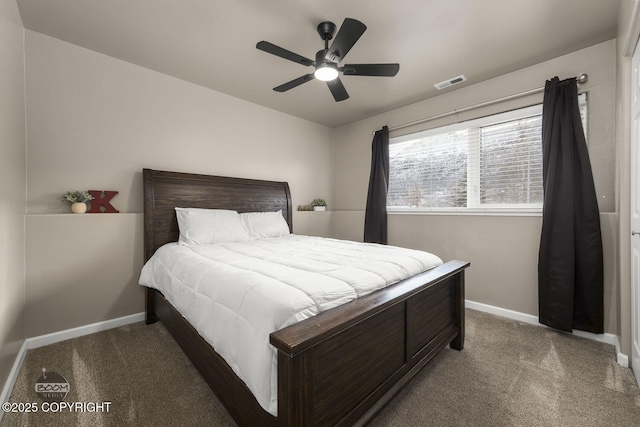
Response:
630,35,640,386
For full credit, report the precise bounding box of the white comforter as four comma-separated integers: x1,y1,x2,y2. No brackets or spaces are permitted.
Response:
138,234,442,415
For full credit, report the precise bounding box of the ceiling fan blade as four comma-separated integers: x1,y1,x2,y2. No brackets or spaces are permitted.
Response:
342,63,400,77
325,18,366,63
326,77,349,102
273,74,315,92
256,41,314,66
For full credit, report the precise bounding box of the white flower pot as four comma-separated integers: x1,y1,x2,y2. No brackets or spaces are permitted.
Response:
71,202,87,214
313,206,326,211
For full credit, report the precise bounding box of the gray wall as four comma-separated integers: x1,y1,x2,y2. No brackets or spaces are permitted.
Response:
0,0,26,394
330,41,619,335
23,31,334,337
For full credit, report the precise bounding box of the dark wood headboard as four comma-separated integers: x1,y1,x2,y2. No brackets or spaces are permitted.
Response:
143,168,293,261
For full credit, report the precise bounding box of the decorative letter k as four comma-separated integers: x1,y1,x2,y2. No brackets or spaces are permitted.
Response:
87,190,120,213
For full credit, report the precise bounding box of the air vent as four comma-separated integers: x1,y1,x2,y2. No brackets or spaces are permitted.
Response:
434,75,467,90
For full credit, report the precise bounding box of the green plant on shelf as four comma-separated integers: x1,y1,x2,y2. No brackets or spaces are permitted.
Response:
63,191,94,203
311,199,327,207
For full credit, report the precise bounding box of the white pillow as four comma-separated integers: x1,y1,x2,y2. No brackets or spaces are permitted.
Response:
240,210,290,240
175,207,250,245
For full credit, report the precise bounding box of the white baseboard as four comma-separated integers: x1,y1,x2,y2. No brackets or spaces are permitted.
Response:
466,300,541,326
0,312,144,422
27,312,145,349
0,340,28,422
466,300,628,366
615,336,630,367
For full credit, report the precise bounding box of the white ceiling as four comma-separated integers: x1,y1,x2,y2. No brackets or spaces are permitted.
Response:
16,0,621,128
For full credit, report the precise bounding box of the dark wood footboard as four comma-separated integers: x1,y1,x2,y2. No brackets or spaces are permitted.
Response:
271,259,468,426
146,260,468,426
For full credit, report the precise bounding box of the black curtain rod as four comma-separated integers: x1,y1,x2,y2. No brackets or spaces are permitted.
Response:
374,73,588,135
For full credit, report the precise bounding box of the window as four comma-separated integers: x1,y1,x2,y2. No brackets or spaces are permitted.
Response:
388,94,587,214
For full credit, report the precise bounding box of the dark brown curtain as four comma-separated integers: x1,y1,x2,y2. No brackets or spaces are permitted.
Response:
538,77,603,334
364,126,389,244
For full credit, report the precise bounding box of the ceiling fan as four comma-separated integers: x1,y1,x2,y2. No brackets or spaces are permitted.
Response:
256,18,399,102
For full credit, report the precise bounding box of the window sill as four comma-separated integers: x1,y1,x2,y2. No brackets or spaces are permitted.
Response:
387,208,542,217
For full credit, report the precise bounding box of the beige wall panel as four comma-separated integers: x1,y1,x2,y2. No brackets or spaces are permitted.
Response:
25,214,145,337
293,211,332,237
601,213,618,336
328,211,366,242
0,0,26,395
25,31,333,215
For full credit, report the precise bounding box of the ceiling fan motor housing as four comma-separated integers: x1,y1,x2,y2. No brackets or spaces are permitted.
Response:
315,49,332,65
317,21,337,41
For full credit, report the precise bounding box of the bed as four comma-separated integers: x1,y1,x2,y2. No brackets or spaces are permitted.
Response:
142,168,470,426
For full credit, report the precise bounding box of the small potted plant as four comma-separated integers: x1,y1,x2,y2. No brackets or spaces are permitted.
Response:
63,191,94,214
311,198,327,212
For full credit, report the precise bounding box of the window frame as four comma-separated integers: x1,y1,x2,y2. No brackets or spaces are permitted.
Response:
387,94,587,216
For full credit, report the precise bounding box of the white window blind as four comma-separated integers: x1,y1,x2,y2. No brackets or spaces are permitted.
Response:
388,93,587,213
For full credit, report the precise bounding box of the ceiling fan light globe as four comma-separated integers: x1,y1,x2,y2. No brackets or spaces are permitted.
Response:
314,65,339,81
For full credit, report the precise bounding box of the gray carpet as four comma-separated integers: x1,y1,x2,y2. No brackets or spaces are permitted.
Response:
2,309,639,426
